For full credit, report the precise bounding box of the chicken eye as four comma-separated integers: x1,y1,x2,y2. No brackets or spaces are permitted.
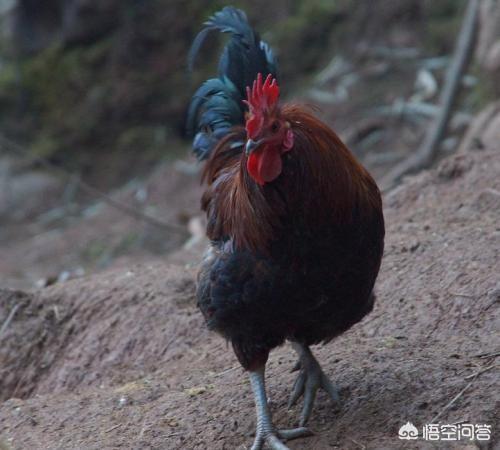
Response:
270,121,280,133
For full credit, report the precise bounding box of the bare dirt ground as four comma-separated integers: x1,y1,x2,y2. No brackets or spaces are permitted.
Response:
0,109,499,449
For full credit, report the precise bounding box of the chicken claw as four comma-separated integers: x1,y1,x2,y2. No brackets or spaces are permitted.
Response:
249,367,312,450
251,429,311,450
288,343,340,426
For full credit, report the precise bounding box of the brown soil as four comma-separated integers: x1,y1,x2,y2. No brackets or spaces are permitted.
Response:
0,135,499,448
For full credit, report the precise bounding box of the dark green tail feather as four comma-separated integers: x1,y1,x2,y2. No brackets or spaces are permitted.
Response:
187,6,278,161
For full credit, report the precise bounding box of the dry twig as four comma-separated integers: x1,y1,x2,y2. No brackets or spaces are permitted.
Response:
104,424,121,433
213,366,239,378
430,359,497,423
430,379,474,423
0,304,20,340
464,363,497,380
349,438,367,450
474,350,500,359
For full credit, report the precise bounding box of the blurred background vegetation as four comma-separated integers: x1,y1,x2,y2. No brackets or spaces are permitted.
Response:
1,0,499,287
0,0,477,187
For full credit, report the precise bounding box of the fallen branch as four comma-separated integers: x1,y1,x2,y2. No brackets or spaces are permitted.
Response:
372,101,439,121
342,117,386,147
380,0,479,191
0,134,188,236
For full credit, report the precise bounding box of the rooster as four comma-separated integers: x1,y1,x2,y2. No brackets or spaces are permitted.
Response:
187,7,384,450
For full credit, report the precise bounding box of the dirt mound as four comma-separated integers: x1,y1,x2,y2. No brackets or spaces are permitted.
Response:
0,265,201,401
0,147,499,448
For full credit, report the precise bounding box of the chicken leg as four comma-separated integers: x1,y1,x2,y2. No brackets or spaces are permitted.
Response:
249,366,312,450
287,343,340,426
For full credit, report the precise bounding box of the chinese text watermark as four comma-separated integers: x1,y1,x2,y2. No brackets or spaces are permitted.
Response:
398,422,492,441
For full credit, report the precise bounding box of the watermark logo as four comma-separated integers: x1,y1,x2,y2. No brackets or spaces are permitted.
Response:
398,422,492,442
398,422,419,440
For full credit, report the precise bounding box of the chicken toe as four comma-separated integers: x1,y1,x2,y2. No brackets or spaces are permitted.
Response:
249,367,312,450
288,343,340,426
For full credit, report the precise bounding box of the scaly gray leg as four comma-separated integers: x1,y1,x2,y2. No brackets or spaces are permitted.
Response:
288,342,340,426
249,366,312,450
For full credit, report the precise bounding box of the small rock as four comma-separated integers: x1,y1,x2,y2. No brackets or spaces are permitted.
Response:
184,385,213,397
473,188,500,213
437,155,472,180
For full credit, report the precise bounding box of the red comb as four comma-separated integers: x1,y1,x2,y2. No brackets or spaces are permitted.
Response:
244,73,280,114
244,74,279,139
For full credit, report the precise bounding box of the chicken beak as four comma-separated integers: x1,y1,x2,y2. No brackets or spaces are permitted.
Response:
245,138,265,155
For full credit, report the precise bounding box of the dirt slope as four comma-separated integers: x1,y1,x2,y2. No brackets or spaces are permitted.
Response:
0,144,499,448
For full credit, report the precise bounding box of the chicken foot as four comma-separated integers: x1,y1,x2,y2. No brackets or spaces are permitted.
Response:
287,342,340,426
249,366,312,450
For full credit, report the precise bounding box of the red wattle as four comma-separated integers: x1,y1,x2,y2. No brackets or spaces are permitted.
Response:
247,146,283,185
247,152,264,185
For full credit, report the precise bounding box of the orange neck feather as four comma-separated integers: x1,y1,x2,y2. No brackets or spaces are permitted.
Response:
201,106,381,253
